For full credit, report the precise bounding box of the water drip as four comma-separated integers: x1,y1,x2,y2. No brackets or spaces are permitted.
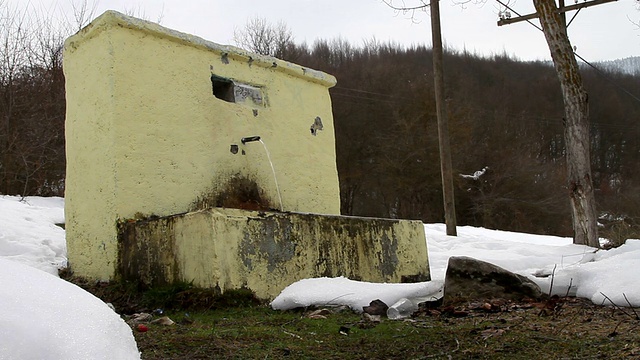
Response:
258,139,283,212
241,136,283,211
258,138,284,211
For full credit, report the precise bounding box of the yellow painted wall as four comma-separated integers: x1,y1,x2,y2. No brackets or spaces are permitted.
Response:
118,208,430,300
65,11,340,280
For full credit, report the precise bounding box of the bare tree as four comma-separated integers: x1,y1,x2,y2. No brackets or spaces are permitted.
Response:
533,0,598,247
233,17,298,60
68,0,98,32
0,1,33,194
122,3,164,24
0,1,67,196
66,0,162,33
381,0,429,21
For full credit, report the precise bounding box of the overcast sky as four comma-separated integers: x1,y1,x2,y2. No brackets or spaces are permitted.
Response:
10,0,640,62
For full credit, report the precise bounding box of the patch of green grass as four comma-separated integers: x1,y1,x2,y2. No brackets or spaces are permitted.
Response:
65,276,640,359
132,302,640,360
64,275,262,314
136,307,448,359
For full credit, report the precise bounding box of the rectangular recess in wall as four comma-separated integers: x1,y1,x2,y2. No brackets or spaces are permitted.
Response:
211,74,263,107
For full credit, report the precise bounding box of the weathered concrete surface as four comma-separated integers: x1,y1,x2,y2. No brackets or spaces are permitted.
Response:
64,11,340,281
443,256,544,305
118,208,430,300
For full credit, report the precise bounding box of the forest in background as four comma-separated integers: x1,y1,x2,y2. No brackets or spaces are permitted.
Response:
287,41,640,240
1,9,639,242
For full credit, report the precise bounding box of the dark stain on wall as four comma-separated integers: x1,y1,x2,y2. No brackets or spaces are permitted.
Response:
191,174,274,212
240,214,297,272
117,215,181,288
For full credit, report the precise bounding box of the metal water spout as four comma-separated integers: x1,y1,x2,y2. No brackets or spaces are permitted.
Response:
241,136,261,144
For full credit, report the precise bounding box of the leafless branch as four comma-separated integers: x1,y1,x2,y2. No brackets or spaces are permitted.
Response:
564,278,573,298
629,14,640,30
123,4,147,20
381,0,429,11
156,3,165,25
548,264,557,295
70,0,98,32
380,0,430,23
623,293,640,320
233,17,296,58
599,292,636,320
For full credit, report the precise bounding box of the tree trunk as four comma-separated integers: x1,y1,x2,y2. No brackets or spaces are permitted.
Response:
534,0,599,247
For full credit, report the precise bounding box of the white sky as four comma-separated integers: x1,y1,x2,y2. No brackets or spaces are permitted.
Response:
9,0,640,62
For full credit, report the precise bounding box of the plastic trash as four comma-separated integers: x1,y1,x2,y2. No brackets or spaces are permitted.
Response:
151,316,175,326
387,298,419,320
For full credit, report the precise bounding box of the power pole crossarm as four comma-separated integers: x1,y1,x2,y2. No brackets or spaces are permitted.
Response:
497,0,617,26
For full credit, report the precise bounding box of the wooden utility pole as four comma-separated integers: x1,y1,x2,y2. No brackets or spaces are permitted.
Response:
381,0,457,235
430,0,457,236
497,0,614,248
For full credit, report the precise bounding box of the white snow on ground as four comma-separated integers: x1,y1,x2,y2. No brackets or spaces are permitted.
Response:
270,277,445,312
0,258,140,360
273,224,640,311
0,196,140,360
0,196,66,275
2,195,640,358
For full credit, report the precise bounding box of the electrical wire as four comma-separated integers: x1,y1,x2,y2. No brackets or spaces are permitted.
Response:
495,0,640,105
329,87,638,133
574,52,640,104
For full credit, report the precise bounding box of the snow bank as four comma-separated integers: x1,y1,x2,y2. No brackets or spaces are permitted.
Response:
560,240,640,306
0,196,66,275
0,258,140,360
0,195,140,359
271,277,443,311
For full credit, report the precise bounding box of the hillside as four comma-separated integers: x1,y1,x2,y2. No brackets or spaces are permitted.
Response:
2,35,640,239
596,56,640,76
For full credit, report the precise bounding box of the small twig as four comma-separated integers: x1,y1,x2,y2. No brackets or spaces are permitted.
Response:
280,318,300,328
599,292,635,320
622,293,640,320
548,264,557,296
564,278,573,298
381,0,429,11
282,330,303,340
610,318,625,337
553,308,581,335
320,293,356,307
